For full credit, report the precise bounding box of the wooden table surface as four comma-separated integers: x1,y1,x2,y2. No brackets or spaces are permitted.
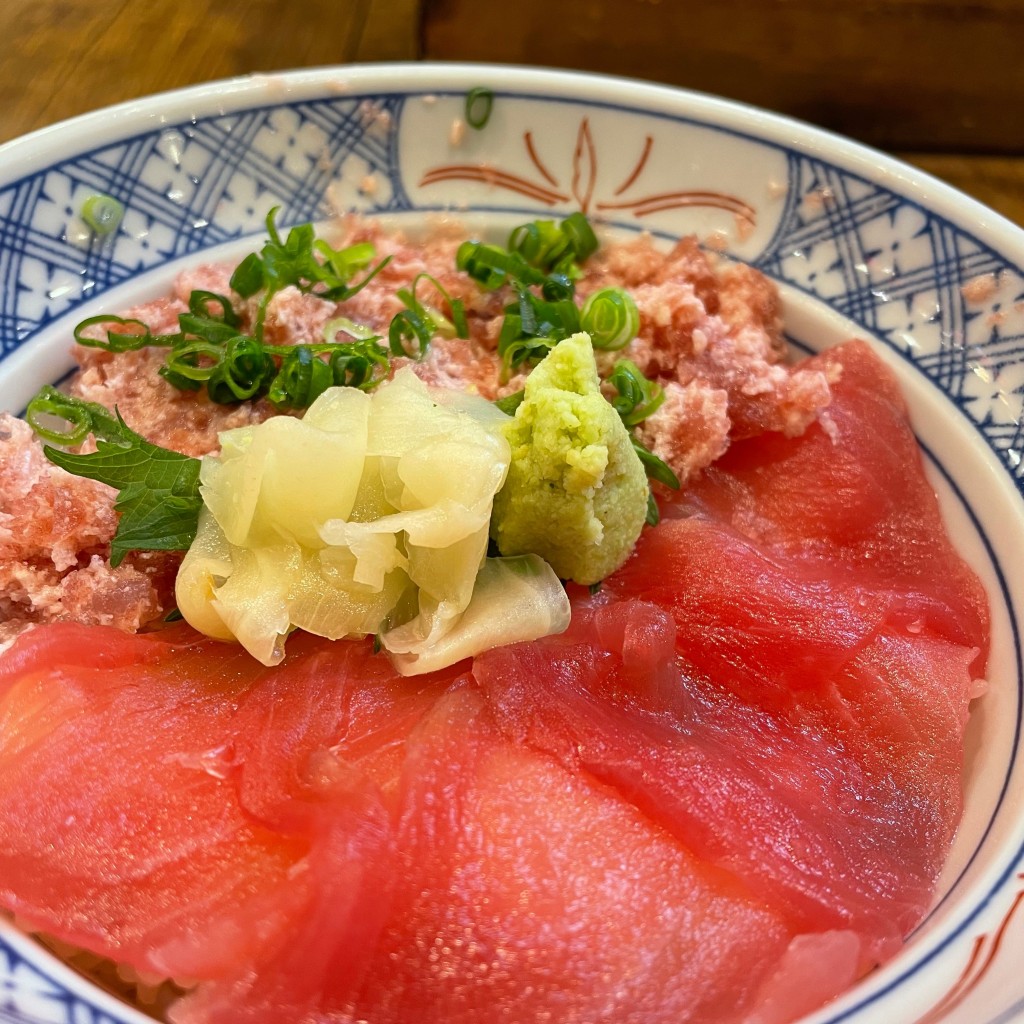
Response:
4,0,1023,229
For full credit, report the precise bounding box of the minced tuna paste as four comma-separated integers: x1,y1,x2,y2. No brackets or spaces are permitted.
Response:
0,216,833,645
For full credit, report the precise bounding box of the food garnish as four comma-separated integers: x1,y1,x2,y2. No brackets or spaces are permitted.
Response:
72,209,395,408
606,359,681,525
227,208,391,333
389,272,469,358
175,369,570,670
23,211,680,667
80,193,124,236
25,387,202,567
464,86,495,129
490,334,649,584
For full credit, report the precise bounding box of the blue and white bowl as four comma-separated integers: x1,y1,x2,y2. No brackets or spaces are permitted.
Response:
0,64,1022,1024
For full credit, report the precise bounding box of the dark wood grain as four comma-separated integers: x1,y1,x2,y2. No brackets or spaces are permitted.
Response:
2,0,1022,231
423,0,1024,154
898,153,1024,229
0,0,419,144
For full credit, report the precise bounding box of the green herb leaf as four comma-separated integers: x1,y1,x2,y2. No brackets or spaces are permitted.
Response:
26,389,202,567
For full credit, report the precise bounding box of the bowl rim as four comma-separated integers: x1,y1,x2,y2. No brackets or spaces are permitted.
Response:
2,60,1023,255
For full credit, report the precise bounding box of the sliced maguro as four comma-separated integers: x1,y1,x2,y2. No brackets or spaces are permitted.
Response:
0,623,820,1024
174,687,806,1024
472,340,986,987
0,340,989,1024
0,624,456,983
473,599,977,959
669,340,989,669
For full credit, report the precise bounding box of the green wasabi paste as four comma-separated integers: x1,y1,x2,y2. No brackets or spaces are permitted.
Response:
491,333,649,585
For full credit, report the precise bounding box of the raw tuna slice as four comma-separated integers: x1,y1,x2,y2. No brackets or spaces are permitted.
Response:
474,598,977,957
474,340,984,970
664,339,989,665
0,623,454,984
178,686,804,1024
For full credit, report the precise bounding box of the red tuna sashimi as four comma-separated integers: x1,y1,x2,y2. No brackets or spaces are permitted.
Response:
474,598,977,958
0,623,455,983
667,339,989,665
177,686,815,1024
480,340,983,963
0,338,988,1024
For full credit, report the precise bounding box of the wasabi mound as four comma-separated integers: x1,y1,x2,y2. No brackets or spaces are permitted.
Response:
491,333,649,585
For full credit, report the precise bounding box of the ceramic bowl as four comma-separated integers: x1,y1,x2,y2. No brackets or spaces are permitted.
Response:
0,63,1022,1024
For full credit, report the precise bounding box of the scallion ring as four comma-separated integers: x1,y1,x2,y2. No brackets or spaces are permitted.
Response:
581,287,640,351
389,309,433,358
268,347,333,409
561,211,599,262
465,87,495,129
73,315,164,353
162,339,226,383
608,359,665,427
81,194,124,236
322,316,380,343
25,392,93,447
206,337,275,402
188,290,240,328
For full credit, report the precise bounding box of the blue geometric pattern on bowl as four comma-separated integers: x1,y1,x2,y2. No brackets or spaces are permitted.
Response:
2,92,1022,489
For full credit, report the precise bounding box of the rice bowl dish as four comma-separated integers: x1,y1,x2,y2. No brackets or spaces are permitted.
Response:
0,64,1023,1024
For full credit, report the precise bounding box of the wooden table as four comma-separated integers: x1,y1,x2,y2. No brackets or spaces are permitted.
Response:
4,0,1022,228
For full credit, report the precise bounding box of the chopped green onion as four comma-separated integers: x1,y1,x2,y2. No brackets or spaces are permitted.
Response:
329,339,390,390
607,359,665,427
206,337,275,402
162,339,224,383
25,388,115,447
645,491,660,527
314,238,376,281
229,253,265,298
499,335,555,377
188,290,241,328
73,315,171,353
69,216,396,409
632,437,680,490
465,87,494,129
457,241,543,291
268,346,333,409
389,309,433,358
508,220,570,271
394,273,469,341
561,211,599,263
81,194,124,236
581,288,640,351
